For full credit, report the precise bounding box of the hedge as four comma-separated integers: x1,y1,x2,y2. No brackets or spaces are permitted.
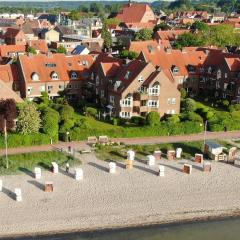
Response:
0,133,57,149
69,121,203,141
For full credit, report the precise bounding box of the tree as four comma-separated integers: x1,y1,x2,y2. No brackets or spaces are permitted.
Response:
69,10,82,20
59,104,76,133
135,28,153,41
57,45,67,54
42,107,59,139
180,88,187,99
119,50,139,60
0,99,17,132
39,91,50,106
146,112,160,126
17,102,41,134
101,23,112,49
184,98,196,112
175,32,205,49
153,23,171,33
105,18,121,27
191,21,209,32
27,46,37,55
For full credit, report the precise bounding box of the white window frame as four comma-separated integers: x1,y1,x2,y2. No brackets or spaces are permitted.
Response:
39,85,45,92
149,84,160,96
96,75,100,86
171,98,176,105
51,72,59,80
138,76,144,83
32,73,40,81
148,100,159,108
120,111,131,118
101,90,104,98
110,95,115,104
120,97,133,107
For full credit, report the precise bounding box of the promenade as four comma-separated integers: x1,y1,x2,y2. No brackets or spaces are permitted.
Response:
1,130,240,156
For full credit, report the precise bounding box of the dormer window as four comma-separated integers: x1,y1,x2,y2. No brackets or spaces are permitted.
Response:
125,71,131,80
208,67,212,74
31,72,40,81
51,72,59,80
138,76,144,83
171,65,179,75
82,60,88,66
71,72,78,79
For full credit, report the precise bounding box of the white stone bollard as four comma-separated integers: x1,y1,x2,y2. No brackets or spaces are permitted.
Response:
51,162,59,174
127,150,135,161
75,168,83,181
0,179,2,192
234,159,240,166
176,148,182,158
34,167,41,179
147,155,155,166
109,162,117,174
159,165,165,177
15,188,22,202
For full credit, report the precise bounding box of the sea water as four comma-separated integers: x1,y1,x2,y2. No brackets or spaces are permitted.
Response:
5,218,240,240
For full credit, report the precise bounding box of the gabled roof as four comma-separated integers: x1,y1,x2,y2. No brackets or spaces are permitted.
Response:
155,30,190,41
3,28,23,38
0,80,23,103
0,44,26,57
128,40,160,53
0,65,19,83
101,62,122,78
116,3,155,23
224,57,240,71
19,53,94,83
27,40,48,53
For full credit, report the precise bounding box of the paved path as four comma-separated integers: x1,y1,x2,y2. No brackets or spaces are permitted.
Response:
1,131,240,156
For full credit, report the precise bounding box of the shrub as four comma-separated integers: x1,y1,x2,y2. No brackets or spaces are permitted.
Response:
131,116,146,126
229,104,240,112
146,112,160,126
166,115,180,124
85,107,98,118
181,112,203,123
180,88,187,99
183,98,196,112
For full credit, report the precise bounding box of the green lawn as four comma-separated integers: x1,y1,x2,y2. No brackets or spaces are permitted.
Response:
0,151,81,175
96,139,235,163
96,141,205,162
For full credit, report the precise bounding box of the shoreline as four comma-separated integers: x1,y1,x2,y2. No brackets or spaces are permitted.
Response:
1,210,240,239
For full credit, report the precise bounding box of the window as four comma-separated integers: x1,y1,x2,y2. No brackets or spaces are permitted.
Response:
120,96,133,107
120,111,131,118
223,93,226,99
68,63,72,67
82,60,88,66
166,110,171,114
39,85,45,92
188,65,196,73
91,72,94,80
208,67,212,74
216,81,220,89
101,90,104,98
96,75,99,86
31,72,40,81
45,63,56,68
148,100,159,108
110,95,115,104
59,85,64,90
167,98,171,104
51,72,59,80
27,87,32,95
179,79,183,84
238,87,240,95
171,109,175,114
96,88,99,95
171,98,176,104
71,72,78,79
124,71,131,80
225,73,228,78
171,65,179,75
138,76,144,83
149,84,160,96
217,69,221,79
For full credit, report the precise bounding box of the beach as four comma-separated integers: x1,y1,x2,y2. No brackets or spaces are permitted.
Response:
1,153,240,238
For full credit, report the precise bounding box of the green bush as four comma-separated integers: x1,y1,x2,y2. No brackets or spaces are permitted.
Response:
166,115,180,123
183,98,196,112
181,112,203,123
229,104,240,112
146,112,160,126
85,107,98,118
131,116,146,126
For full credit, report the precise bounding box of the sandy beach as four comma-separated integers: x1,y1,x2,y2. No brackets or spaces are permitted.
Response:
1,152,240,238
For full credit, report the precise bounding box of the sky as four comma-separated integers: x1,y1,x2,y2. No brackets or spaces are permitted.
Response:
0,0,156,1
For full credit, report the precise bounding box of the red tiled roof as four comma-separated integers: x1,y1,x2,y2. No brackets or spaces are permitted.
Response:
224,57,240,71
155,30,190,41
0,64,19,83
116,3,155,23
128,40,160,53
3,28,22,38
101,62,122,78
27,40,48,53
0,44,26,57
124,21,156,29
19,53,94,83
